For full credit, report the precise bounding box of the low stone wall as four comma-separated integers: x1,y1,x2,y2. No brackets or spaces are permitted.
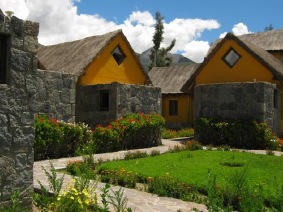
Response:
0,15,38,209
34,69,78,122
194,82,280,134
76,82,161,128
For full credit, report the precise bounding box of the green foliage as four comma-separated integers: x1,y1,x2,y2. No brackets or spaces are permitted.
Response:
149,11,176,70
184,140,203,151
35,162,132,211
34,114,92,160
162,128,194,139
92,113,165,153
194,118,280,150
97,150,283,209
0,190,28,212
34,162,65,210
52,178,98,212
124,151,149,160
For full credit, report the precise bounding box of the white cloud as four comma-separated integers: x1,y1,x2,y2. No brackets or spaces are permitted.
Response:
182,41,211,63
219,22,251,39
232,22,251,36
0,0,221,62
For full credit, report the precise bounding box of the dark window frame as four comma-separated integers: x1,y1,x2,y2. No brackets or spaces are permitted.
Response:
0,33,11,84
111,45,126,65
169,100,178,116
222,47,241,68
100,90,110,111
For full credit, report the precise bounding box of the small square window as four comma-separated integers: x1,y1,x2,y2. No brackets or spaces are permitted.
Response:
112,45,125,65
100,90,109,111
169,100,178,116
223,48,241,68
0,34,10,84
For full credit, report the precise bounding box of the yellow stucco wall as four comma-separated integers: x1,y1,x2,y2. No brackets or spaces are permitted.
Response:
195,39,283,131
196,40,275,85
78,35,146,85
162,94,193,125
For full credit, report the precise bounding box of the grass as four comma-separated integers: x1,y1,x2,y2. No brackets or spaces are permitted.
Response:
97,150,283,199
161,128,194,139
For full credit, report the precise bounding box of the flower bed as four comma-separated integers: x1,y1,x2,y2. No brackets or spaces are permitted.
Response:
34,113,165,160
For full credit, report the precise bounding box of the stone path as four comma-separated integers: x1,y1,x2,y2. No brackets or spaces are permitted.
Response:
34,139,208,212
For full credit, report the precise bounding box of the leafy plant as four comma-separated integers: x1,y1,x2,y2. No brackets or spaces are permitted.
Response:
194,118,279,150
184,140,203,151
34,161,65,210
34,114,92,160
162,128,194,139
93,113,165,153
124,151,149,160
107,187,130,212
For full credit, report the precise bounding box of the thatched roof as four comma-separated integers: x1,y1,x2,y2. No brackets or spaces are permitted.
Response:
148,63,199,94
183,33,283,91
209,29,283,55
37,30,151,84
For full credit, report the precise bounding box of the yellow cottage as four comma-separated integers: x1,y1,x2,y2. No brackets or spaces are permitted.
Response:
37,30,161,127
185,29,283,134
149,64,199,128
38,29,150,86
150,29,283,134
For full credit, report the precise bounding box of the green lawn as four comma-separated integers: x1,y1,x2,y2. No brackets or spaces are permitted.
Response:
98,150,283,198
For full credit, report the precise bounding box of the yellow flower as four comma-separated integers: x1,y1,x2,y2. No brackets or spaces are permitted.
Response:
85,199,90,205
78,198,83,206
57,197,61,201
70,196,74,200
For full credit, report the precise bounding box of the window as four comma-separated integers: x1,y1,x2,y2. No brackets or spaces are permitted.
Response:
169,100,178,116
0,34,10,84
112,45,125,65
222,48,241,68
100,90,109,111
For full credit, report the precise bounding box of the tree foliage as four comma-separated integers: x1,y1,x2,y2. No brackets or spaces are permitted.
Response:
264,24,274,32
149,11,176,70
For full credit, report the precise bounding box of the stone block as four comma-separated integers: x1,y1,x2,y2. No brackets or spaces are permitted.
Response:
11,49,32,72
24,20,39,37
23,35,38,53
11,16,24,38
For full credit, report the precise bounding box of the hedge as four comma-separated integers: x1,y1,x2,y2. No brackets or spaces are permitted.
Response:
194,118,279,150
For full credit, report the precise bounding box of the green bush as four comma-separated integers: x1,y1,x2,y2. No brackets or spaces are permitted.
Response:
34,114,92,160
162,128,194,139
194,118,279,150
92,113,165,153
35,113,165,160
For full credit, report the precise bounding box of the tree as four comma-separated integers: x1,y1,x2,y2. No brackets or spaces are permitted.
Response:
149,11,176,70
264,24,274,32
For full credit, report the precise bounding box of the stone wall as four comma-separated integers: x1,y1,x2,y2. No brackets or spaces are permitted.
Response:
34,69,77,122
76,82,161,128
0,15,38,209
194,82,280,134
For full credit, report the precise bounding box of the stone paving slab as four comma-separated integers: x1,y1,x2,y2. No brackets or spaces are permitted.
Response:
34,139,208,211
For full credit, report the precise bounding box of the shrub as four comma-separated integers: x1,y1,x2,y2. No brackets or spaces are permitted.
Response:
162,128,194,139
184,140,203,151
194,118,279,150
92,113,165,153
34,114,92,160
124,151,149,160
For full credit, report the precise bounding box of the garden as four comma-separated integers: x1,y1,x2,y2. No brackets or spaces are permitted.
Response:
3,113,283,211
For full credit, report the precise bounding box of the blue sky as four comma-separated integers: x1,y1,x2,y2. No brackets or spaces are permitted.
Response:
0,0,282,62
74,0,282,43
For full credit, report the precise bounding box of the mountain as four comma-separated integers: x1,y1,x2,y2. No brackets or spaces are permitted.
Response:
137,48,194,72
